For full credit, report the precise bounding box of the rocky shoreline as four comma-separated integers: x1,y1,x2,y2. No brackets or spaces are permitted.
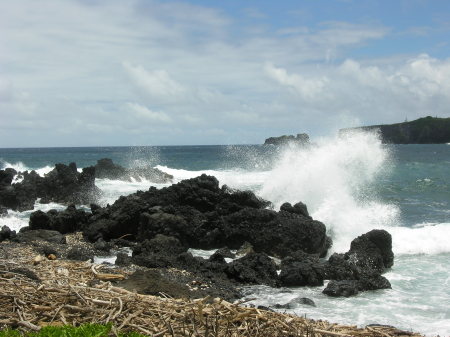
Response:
0,160,428,335
1,160,394,303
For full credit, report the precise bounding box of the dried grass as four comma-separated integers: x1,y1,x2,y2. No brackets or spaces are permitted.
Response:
0,256,423,337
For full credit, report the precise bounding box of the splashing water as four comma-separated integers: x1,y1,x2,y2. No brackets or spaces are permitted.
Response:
257,130,401,253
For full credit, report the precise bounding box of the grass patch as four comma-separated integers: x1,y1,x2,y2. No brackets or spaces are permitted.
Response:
0,324,145,337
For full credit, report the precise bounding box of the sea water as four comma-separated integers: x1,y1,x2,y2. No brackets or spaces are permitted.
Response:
1,131,449,335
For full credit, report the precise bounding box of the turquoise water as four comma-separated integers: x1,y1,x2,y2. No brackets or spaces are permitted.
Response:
1,132,449,335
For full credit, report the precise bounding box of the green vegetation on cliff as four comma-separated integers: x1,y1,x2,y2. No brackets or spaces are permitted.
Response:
339,116,450,144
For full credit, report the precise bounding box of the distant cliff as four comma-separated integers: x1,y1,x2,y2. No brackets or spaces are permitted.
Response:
264,133,310,145
339,116,450,144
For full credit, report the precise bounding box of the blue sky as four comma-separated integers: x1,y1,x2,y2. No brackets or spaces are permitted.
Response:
1,0,449,147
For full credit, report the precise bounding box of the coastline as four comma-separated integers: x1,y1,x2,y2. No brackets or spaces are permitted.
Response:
0,235,425,336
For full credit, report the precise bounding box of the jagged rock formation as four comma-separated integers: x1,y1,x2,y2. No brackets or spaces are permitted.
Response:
94,158,173,183
22,174,394,298
339,116,450,144
264,133,310,145
0,163,102,211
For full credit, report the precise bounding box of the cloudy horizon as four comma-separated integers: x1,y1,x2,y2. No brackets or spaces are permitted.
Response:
1,0,449,147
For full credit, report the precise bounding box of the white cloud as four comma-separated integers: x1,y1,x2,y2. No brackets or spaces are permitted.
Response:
0,0,449,146
123,102,172,123
263,62,329,99
122,61,188,104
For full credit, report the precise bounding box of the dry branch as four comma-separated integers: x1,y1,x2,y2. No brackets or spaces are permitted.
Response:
0,258,424,337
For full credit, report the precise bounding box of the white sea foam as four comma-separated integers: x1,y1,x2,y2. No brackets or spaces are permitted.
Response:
254,130,402,254
0,160,29,172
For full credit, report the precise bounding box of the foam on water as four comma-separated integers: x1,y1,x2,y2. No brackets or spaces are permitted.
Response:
255,130,402,253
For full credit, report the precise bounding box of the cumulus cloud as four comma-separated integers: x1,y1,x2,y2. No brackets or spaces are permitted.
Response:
263,62,329,99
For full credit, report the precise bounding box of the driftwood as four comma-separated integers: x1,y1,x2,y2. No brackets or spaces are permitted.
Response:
0,258,423,336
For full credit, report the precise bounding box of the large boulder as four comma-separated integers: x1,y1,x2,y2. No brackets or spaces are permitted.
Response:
131,234,188,268
322,229,394,297
81,175,331,259
347,229,393,273
279,251,325,287
224,252,279,287
29,204,89,234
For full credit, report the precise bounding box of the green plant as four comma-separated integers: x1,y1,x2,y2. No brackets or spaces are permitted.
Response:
0,324,146,337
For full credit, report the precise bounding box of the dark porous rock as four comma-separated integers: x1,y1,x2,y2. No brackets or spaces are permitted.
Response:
0,207,8,217
132,234,188,268
0,162,102,211
13,229,66,245
272,297,316,309
214,247,235,259
30,205,89,234
10,267,40,282
357,270,391,291
0,168,38,211
347,230,390,273
139,212,187,246
0,225,16,242
115,252,132,267
323,280,359,297
83,219,118,242
39,163,102,205
41,245,59,258
362,229,394,268
116,269,191,298
224,252,279,287
94,158,173,184
66,246,94,262
323,253,359,281
280,202,310,219
279,251,325,287
208,252,227,264
218,207,330,258
93,237,112,252
323,271,391,298
83,174,330,259
288,297,316,308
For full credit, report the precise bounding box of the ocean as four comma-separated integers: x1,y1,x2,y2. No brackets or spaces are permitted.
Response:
1,130,449,335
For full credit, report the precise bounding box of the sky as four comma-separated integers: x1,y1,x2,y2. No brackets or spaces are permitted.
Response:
1,0,450,147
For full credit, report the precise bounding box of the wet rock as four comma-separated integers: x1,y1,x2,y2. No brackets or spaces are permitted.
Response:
66,246,94,262
224,252,279,287
139,212,187,246
214,247,235,259
132,234,188,268
30,205,89,234
115,252,132,267
279,251,325,287
322,280,359,297
93,237,112,252
0,207,8,217
272,297,316,309
0,225,15,242
347,230,392,273
280,202,310,219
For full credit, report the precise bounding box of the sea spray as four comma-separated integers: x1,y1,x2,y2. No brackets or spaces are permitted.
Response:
257,130,401,253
